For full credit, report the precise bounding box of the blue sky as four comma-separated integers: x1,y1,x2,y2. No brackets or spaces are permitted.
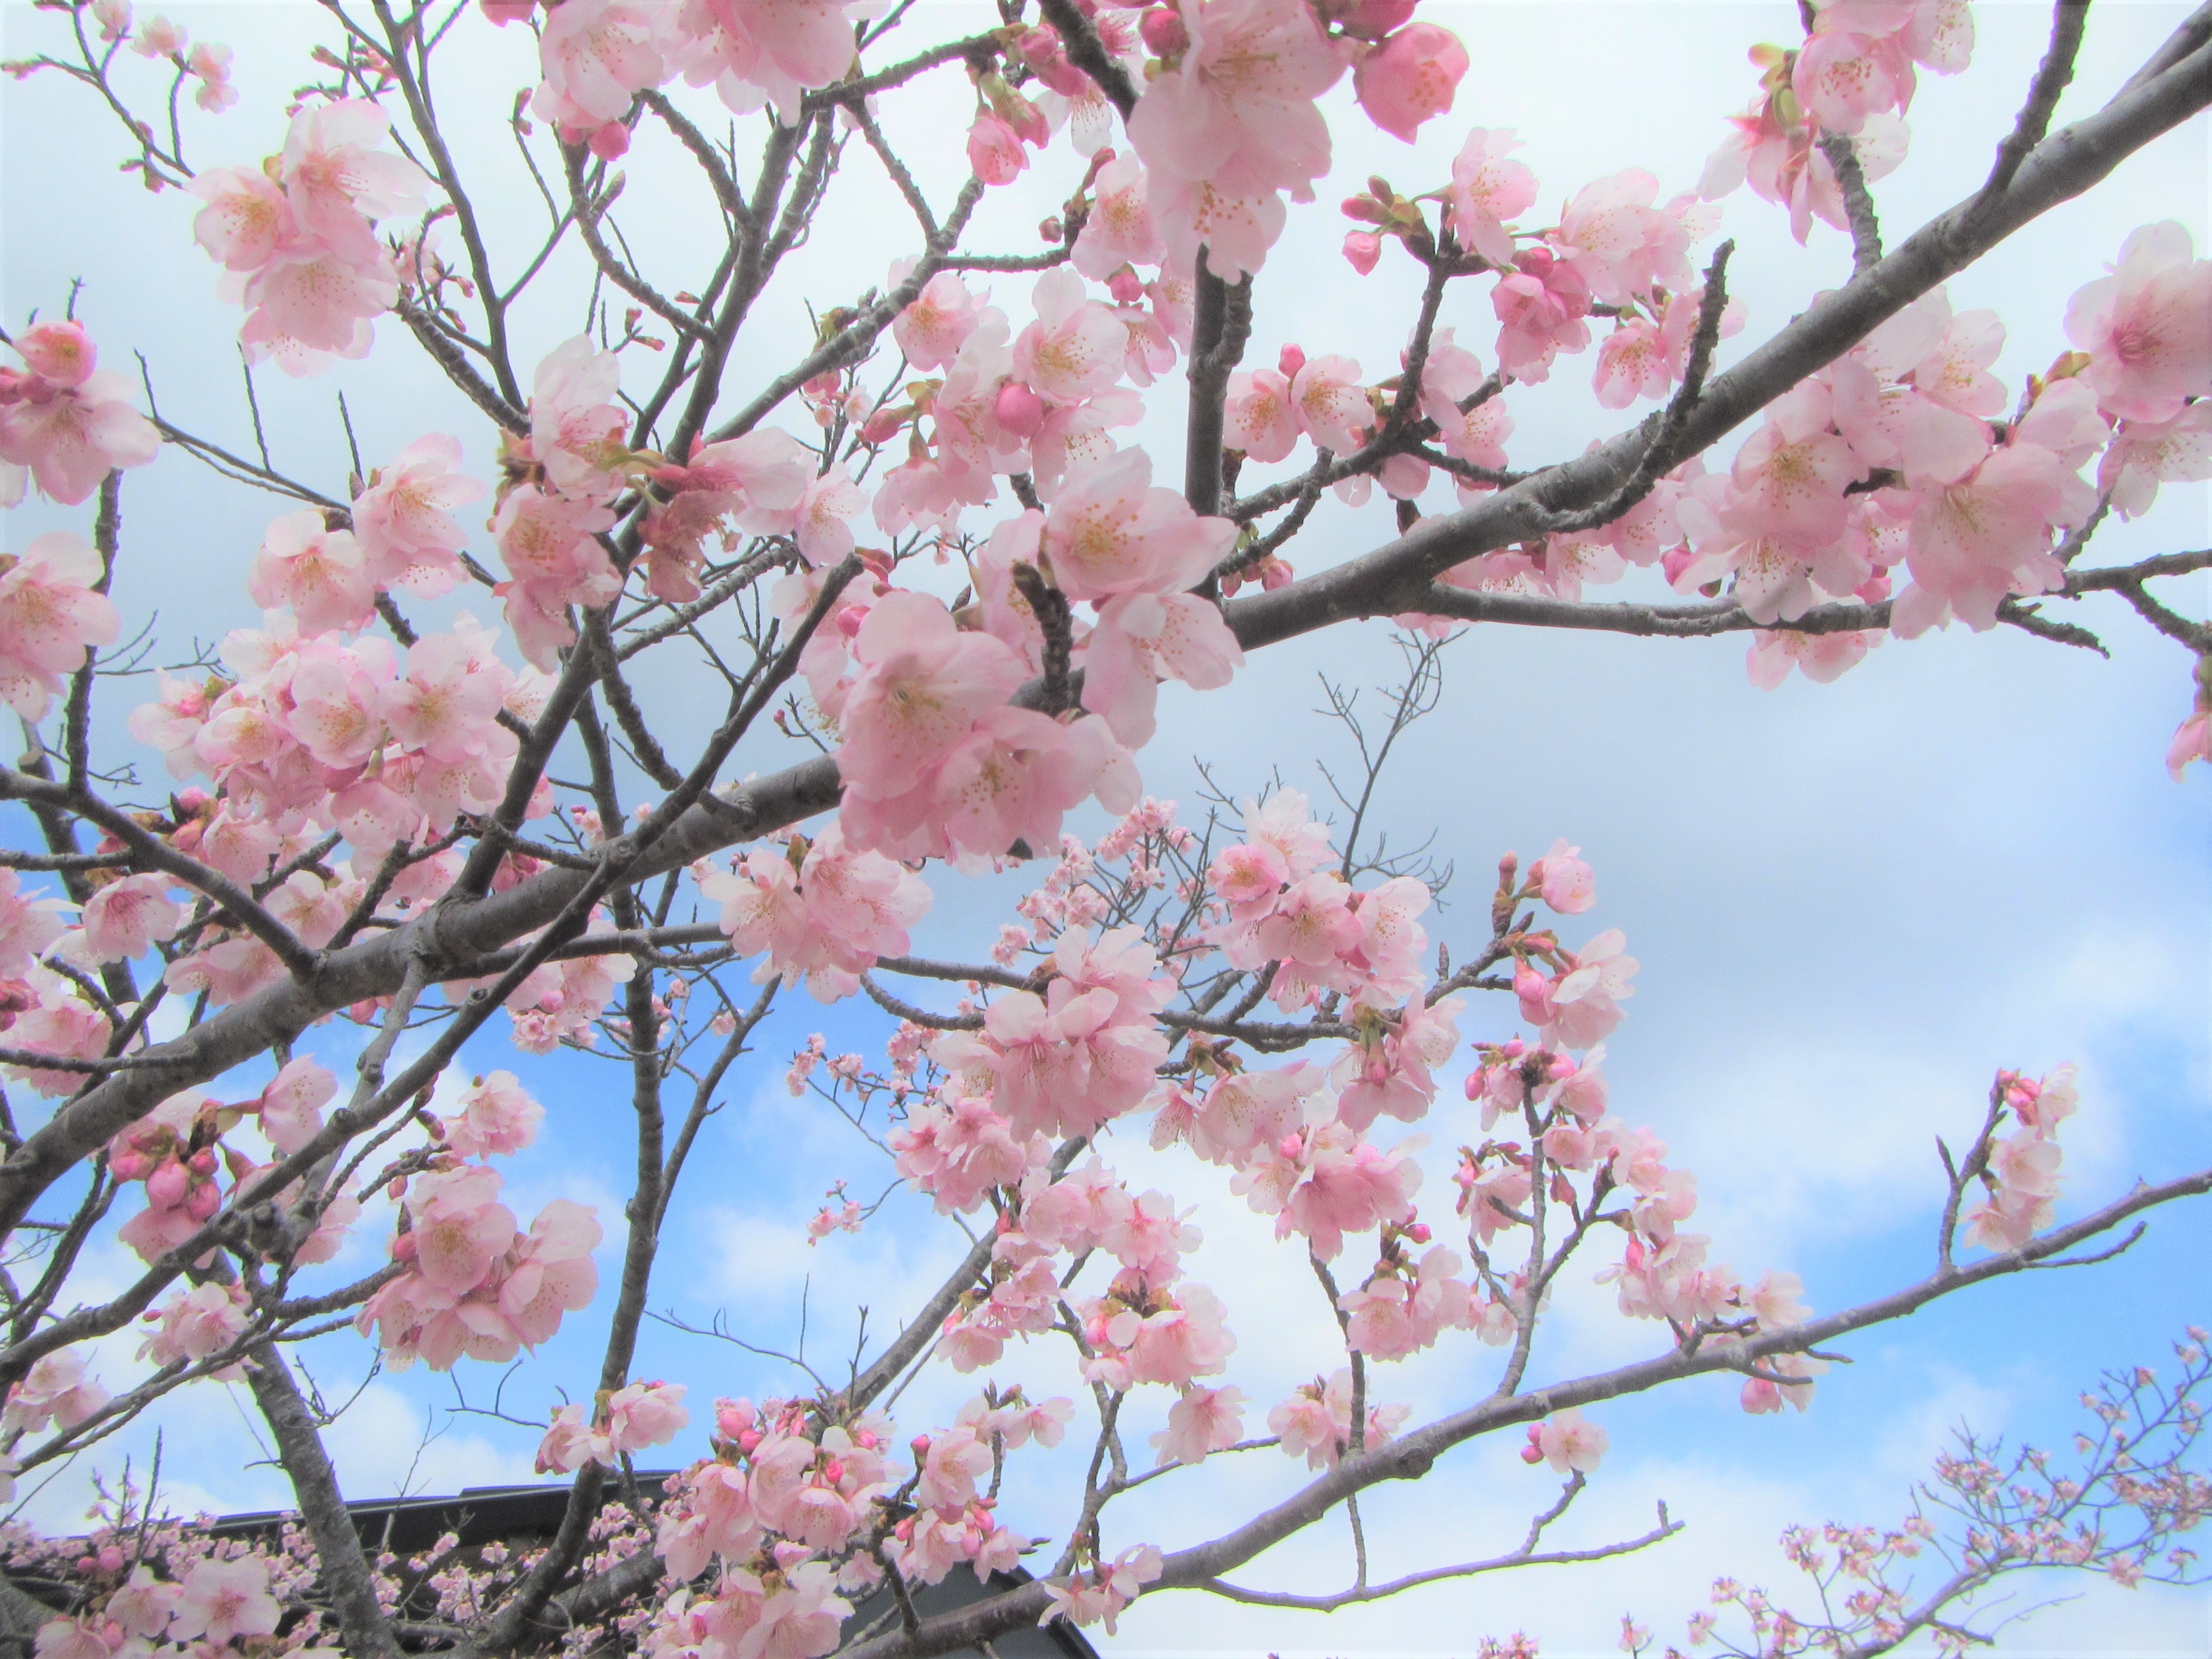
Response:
1,1,2206,1653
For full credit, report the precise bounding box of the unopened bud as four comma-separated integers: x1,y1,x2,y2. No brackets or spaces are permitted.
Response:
1139,6,1190,57
994,380,1046,439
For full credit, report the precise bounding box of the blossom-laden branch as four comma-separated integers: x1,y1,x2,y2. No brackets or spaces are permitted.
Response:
1640,1332,2212,1658
0,7,2205,1659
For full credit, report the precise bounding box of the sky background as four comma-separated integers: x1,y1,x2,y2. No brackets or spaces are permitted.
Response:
1,1,2208,1653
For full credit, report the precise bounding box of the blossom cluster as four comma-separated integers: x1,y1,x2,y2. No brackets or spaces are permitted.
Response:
187,99,431,372
356,1133,603,1371
633,1389,1061,1658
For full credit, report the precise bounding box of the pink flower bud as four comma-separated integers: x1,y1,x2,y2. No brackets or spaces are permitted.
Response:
111,1147,153,1181
1277,343,1307,378
587,121,629,160
854,408,901,446
147,1159,187,1209
186,1147,216,1176
96,1546,125,1574
1105,265,1145,303
1259,556,1294,590
184,1178,221,1222
1332,0,1417,39
738,1427,763,1452
994,380,1046,439
1520,1425,1545,1464
1343,230,1384,274
1661,542,1697,586
1139,6,1190,57
1405,1221,1431,1244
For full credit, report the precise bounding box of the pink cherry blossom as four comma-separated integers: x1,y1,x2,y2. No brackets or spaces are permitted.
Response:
834,588,1027,801
186,41,237,110
1041,447,1238,601
1893,436,2094,635
606,1379,690,1453
892,270,984,369
1525,1407,1608,1473
967,113,1029,186
444,1070,544,1158
2168,709,2210,781
2099,403,2212,519
78,874,182,964
1747,626,1880,688
1353,23,1467,143
0,328,161,505
186,166,295,272
130,14,184,56
281,100,431,262
353,434,485,592
1448,128,1538,267
0,533,123,720
408,1165,518,1292
170,1556,278,1646
1528,838,1595,914
492,484,621,667
1224,366,1300,461
530,336,630,500
1013,270,1127,406
2,1349,109,1436
1543,928,1639,1049
1492,248,1592,383
2063,221,2212,422
1081,589,1243,746
1150,1383,1246,1466
1145,173,1288,283
258,1055,337,1155
1552,170,1692,305
236,243,399,371
1792,29,1914,137
1125,0,1343,205
0,869,65,976
248,510,376,637
1074,155,1166,280
672,0,860,123
138,1281,251,1372
531,0,671,135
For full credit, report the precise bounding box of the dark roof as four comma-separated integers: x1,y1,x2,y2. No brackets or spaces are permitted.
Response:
206,1481,1098,1659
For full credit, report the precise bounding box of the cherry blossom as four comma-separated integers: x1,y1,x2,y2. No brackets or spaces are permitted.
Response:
1150,1383,1246,1467
1448,128,1539,267
352,434,486,593
1352,23,1468,143
170,1556,279,1646
249,510,377,637
2063,221,2212,422
0,533,118,721
1524,1407,1609,1474
1125,0,1343,212
0,322,161,503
